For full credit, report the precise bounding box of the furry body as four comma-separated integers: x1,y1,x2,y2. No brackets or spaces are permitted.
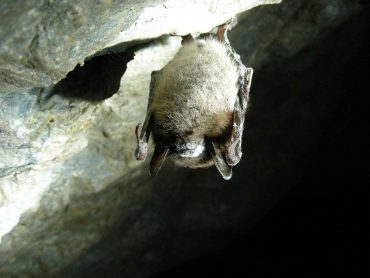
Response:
134,23,253,179
151,39,239,168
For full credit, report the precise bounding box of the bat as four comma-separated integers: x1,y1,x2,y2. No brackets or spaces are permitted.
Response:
135,21,253,180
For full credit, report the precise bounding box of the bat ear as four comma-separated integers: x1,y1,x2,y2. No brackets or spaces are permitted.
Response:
211,142,233,180
150,145,170,176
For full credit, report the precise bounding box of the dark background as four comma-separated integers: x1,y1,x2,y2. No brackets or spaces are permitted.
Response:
154,5,369,278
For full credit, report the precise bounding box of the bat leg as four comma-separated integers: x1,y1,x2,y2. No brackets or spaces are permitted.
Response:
135,70,161,161
208,42,253,176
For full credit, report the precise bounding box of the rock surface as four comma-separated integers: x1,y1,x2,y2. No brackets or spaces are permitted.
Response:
0,0,366,277
0,0,279,92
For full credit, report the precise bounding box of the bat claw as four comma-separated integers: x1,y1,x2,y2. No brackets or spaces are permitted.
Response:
135,146,148,161
135,123,148,161
225,153,241,166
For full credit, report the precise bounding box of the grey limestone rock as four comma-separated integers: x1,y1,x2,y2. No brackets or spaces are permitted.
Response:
0,0,366,276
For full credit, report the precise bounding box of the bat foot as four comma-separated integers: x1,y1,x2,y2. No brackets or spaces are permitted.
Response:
216,18,236,42
182,34,194,45
216,24,227,41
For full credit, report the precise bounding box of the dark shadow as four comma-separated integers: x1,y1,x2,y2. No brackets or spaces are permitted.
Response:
152,5,370,278
49,49,135,102
44,39,157,102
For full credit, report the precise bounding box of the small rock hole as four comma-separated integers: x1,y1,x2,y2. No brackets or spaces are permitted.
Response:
46,47,137,102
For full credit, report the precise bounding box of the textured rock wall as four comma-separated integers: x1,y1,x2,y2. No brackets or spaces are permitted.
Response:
0,0,367,277
0,0,278,92
1,1,283,277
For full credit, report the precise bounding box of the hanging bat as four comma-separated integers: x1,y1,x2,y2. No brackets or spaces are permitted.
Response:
135,22,253,180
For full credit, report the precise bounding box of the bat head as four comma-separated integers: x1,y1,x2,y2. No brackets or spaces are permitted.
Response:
150,128,235,180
